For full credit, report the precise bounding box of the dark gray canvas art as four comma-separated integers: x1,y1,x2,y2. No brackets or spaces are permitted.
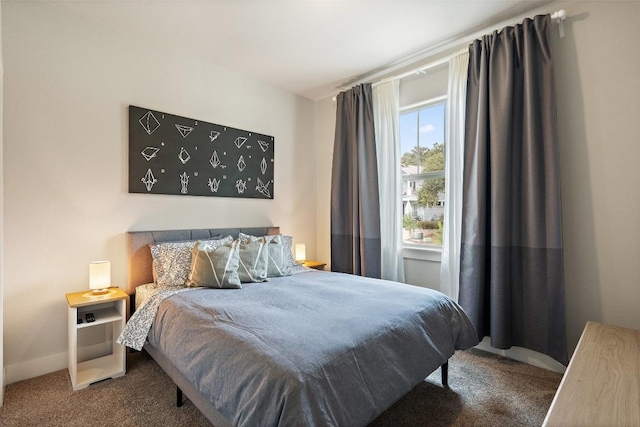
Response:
128,105,274,199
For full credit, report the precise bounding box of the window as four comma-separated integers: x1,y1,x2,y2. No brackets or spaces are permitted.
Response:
400,98,446,248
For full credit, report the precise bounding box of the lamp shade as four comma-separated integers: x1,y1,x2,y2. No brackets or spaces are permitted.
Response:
89,261,111,291
295,244,306,261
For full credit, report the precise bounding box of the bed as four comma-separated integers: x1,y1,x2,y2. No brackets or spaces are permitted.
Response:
124,227,479,426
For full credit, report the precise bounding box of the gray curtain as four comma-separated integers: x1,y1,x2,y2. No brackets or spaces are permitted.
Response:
459,15,568,365
331,83,381,278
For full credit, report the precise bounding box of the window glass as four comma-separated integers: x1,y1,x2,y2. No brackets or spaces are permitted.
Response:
400,101,446,248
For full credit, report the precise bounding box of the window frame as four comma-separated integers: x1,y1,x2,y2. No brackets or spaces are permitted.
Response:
400,95,447,251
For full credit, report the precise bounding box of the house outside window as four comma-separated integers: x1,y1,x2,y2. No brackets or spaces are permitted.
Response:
400,98,446,248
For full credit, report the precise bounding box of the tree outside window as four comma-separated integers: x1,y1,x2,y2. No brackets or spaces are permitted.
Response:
400,102,446,248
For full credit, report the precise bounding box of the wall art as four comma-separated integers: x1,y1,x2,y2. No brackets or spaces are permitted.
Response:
129,105,274,199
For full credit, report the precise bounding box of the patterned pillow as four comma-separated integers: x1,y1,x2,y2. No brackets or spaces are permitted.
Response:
236,235,269,283
150,235,229,287
187,239,241,289
279,235,307,274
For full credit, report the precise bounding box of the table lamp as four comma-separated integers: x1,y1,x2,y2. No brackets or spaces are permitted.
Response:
89,260,111,295
295,243,306,262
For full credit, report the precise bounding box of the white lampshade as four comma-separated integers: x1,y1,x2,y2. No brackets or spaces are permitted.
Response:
90,261,111,292
295,243,306,261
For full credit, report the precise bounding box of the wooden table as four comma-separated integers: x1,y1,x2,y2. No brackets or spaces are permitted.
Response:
301,260,326,270
543,321,640,426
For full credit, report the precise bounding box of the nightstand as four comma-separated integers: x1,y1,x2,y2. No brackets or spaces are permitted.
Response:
301,260,326,270
66,288,127,390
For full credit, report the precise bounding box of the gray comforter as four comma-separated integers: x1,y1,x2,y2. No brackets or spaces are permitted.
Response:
147,271,478,426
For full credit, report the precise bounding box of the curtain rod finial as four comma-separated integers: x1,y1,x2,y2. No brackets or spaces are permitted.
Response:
551,9,566,38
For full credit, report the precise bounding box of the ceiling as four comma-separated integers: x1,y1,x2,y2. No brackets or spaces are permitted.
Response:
51,0,552,100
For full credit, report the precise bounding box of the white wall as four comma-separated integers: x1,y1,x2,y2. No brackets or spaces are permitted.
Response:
553,0,640,352
315,97,334,270
315,1,640,368
0,0,4,406
399,63,448,107
2,2,316,383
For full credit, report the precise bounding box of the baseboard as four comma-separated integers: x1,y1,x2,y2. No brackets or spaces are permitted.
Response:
475,337,566,374
1,367,5,407
5,340,116,386
5,351,67,385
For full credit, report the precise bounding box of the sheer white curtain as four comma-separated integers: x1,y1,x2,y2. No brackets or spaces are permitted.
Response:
440,51,469,301
372,80,405,282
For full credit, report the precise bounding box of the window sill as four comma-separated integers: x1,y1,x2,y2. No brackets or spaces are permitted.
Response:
402,245,442,262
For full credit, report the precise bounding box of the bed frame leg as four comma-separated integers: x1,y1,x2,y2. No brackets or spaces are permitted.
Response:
441,362,449,387
176,386,183,407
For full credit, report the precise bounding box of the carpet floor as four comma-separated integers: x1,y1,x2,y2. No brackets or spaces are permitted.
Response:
0,348,561,426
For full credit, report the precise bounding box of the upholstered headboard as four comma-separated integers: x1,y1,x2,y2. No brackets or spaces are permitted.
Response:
126,226,280,295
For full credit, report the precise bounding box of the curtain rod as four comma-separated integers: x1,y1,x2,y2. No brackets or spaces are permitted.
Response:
333,8,567,99
372,49,466,88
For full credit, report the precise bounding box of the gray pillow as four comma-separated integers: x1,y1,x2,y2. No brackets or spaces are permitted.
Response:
187,239,241,289
240,233,288,277
149,235,226,287
236,235,269,283
239,233,303,277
